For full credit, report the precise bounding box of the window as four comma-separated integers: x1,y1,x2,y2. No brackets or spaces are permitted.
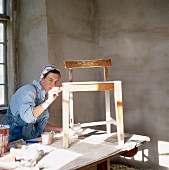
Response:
0,0,9,106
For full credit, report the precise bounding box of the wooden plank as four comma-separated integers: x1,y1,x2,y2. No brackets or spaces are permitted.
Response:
6,133,149,170
64,59,112,69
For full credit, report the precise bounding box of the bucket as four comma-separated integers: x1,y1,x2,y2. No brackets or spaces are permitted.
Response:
0,125,9,155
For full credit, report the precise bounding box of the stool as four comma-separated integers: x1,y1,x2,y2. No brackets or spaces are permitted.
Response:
62,59,124,148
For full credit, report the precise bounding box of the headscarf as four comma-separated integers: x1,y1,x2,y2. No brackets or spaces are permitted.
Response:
39,64,60,81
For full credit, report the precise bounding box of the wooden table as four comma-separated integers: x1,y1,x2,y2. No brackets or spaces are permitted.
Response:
0,132,150,170
38,132,150,170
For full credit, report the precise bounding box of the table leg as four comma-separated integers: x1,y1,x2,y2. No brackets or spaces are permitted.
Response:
97,158,110,170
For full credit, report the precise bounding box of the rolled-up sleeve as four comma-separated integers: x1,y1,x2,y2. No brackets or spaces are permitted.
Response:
10,81,46,124
17,87,37,123
10,85,37,123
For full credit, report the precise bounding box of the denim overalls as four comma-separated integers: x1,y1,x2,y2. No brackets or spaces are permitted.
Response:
6,81,49,142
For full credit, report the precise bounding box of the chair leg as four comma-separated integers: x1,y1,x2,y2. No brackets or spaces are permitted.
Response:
62,87,70,148
105,90,111,134
97,158,110,170
114,81,124,146
69,92,74,129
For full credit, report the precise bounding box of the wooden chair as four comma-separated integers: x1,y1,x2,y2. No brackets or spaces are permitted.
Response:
62,59,124,148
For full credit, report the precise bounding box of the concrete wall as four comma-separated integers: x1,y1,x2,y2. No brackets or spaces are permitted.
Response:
97,0,169,169
45,0,102,127
18,0,48,85
18,0,169,169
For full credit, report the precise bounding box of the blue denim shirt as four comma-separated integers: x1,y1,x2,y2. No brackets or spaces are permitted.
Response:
6,80,49,142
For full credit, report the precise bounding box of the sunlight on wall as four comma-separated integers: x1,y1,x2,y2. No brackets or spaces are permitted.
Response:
158,141,169,168
134,149,148,162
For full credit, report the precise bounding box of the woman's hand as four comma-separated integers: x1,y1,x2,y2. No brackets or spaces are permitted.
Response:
45,123,63,133
38,87,62,112
46,87,62,104
54,127,63,133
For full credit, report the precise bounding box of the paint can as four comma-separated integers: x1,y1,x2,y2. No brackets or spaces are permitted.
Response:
0,125,10,155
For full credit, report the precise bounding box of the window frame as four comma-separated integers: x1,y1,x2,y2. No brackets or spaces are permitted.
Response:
0,0,10,107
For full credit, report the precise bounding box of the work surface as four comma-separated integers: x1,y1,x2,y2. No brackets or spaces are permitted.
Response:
0,130,150,170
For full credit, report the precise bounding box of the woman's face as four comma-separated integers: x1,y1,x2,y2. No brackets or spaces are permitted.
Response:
40,72,61,92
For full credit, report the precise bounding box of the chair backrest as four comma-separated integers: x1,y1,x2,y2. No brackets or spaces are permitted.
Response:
64,59,112,82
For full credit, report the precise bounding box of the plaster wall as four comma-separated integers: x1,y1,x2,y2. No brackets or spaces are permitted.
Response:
97,0,169,169
18,0,102,128
18,0,48,85
45,0,102,127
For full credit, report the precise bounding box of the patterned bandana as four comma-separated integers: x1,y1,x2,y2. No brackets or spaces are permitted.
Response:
39,64,60,81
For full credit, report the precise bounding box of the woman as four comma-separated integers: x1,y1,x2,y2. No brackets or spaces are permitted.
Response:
6,64,62,142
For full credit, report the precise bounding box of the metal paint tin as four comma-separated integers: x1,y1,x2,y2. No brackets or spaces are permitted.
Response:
0,125,10,155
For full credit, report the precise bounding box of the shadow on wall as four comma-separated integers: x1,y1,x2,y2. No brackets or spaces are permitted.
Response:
112,140,169,170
